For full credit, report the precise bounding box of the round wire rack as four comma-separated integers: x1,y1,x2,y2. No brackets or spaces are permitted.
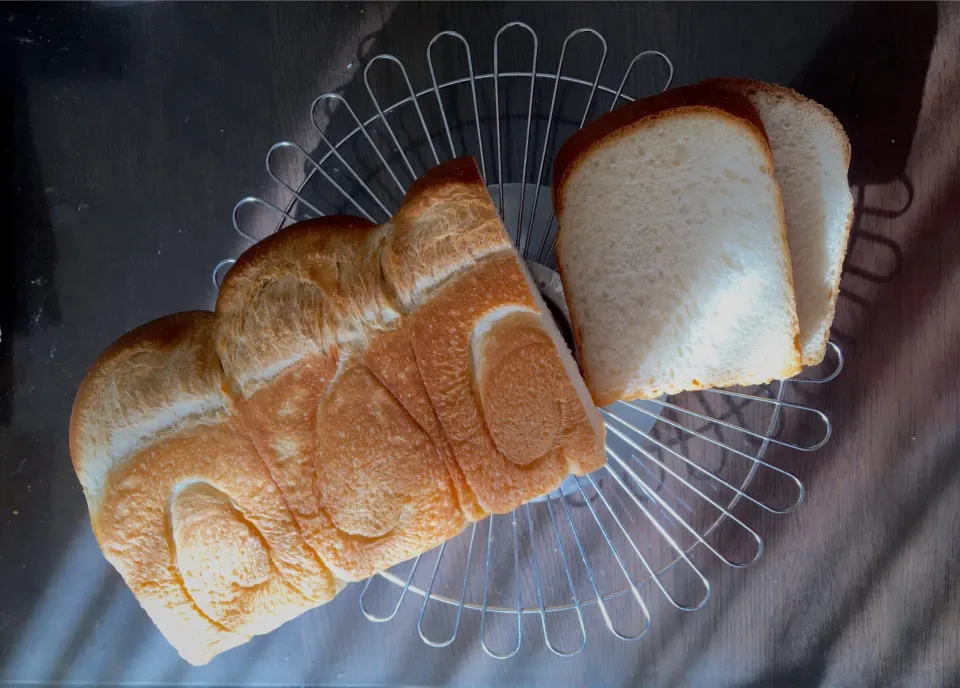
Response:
213,22,841,658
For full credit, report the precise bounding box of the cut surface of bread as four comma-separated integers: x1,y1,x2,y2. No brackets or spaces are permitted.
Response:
71,156,605,664
69,312,339,666
706,78,853,365
554,83,802,406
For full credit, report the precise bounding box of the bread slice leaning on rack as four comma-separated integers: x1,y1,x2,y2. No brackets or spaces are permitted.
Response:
705,78,854,366
70,156,605,665
553,82,803,406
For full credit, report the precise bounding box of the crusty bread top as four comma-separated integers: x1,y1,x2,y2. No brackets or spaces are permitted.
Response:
214,216,396,398
385,157,511,311
216,159,515,399
69,311,227,510
552,82,772,217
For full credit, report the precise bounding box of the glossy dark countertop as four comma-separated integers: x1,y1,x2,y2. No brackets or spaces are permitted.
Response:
2,3,959,686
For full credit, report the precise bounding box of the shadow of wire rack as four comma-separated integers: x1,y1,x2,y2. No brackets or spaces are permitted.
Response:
212,22,841,658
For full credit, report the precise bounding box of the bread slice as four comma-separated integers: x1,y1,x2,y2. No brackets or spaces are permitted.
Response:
553,83,802,406
706,78,853,365
69,312,340,665
387,158,605,512
214,218,465,582
409,252,605,513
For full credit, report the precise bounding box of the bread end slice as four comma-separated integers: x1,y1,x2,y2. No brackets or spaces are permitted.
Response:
705,78,854,366
554,84,802,406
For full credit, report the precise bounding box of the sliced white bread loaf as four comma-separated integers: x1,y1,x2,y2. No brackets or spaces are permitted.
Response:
70,157,606,664
553,83,802,406
707,79,853,365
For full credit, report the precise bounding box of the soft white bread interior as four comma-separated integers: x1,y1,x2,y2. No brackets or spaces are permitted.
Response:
69,312,340,666
706,78,853,365
553,83,802,406
70,156,605,665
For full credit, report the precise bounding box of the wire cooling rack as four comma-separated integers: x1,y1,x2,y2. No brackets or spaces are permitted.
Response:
213,22,841,658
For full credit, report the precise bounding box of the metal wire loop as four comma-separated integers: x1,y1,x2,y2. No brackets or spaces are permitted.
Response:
602,407,790,520
788,341,845,384
589,470,711,612
493,21,538,247
417,526,478,648
611,50,675,109
359,555,422,623
602,412,765,564
525,28,607,259
264,142,328,220
698,390,833,451
566,481,652,640
232,196,298,244
310,92,409,202
426,31,487,182
364,54,440,180
616,400,807,513
479,513,523,659
211,258,236,291
540,500,588,655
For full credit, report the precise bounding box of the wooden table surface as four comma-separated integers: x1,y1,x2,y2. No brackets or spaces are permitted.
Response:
1,3,958,686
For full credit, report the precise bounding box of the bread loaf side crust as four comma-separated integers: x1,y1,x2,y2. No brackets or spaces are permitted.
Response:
69,312,340,665
410,252,604,512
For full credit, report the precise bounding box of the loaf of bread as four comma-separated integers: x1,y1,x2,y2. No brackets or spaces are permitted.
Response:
70,157,605,664
705,79,854,365
553,82,803,406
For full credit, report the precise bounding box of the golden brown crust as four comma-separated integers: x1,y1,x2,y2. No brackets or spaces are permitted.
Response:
234,352,337,544
364,326,487,521
69,312,339,666
217,216,378,310
216,212,468,579
214,217,391,398
310,359,465,579
69,311,218,479
70,156,605,663
410,253,605,512
385,157,511,311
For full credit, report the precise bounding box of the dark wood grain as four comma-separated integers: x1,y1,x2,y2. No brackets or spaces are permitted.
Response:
1,2,957,686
